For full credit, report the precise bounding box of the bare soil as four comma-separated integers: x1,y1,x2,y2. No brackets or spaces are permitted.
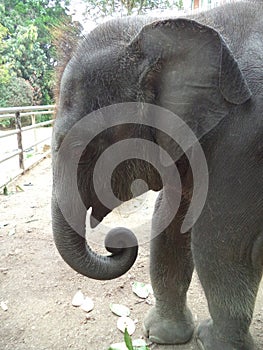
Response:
0,157,262,350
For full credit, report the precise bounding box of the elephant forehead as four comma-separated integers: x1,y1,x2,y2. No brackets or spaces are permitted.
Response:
58,52,144,123
78,16,149,50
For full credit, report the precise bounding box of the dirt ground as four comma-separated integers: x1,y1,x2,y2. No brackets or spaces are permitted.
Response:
0,157,262,350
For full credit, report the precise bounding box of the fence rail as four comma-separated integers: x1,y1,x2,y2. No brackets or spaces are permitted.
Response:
0,105,55,188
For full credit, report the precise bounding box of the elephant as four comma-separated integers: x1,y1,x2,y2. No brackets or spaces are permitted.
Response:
52,1,263,349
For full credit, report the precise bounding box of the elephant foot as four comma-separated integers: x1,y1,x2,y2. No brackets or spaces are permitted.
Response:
196,319,255,350
143,306,194,344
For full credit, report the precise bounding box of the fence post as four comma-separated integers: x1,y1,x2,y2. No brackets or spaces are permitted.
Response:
15,111,25,172
31,114,38,152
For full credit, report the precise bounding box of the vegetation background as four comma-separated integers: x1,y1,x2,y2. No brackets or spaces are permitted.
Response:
0,0,183,111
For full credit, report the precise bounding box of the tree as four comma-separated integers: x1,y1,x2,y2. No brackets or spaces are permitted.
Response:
82,0,183,20
0,23,10,87
0,0,78,106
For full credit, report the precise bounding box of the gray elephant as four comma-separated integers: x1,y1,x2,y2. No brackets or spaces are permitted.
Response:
52,1,263,349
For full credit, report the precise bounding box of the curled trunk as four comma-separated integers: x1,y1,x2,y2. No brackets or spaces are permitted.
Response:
52,196,138,280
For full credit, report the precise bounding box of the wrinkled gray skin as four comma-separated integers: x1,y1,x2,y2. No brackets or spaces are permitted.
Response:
52,1,263,349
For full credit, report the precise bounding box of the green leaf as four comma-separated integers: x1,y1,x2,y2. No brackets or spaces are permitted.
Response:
3,186,8,195
124,328,133,350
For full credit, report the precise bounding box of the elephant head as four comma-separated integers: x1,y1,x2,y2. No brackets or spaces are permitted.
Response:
52,17,251,280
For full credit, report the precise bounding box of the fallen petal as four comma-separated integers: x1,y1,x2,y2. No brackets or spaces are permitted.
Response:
80,297,94,312
108,339,149,350
117,316,136,335
110,303,130,317
146,284,153,294
108,342,127,350
72,290,85,307
133,339,150,349
132,282,150,299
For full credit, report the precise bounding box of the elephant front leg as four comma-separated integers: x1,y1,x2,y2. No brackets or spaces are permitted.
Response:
143,188,195,344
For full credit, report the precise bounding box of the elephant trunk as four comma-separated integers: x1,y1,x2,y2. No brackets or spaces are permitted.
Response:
52,196,138,280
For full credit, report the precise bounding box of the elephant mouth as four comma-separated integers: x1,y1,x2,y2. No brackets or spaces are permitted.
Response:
89,208,103,228
88,203,112,229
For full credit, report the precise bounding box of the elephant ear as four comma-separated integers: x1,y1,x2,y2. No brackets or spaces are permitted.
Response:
129,18,252,164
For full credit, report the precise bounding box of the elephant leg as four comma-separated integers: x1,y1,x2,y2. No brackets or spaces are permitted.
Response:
192,224,263,350
143,176,195,344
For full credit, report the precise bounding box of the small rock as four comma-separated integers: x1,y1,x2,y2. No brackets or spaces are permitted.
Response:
0,268,8,273
1,301,8,311
8,228,16,236
0,222,9,229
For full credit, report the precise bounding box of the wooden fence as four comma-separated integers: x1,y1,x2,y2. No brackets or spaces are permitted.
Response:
0,105,55,188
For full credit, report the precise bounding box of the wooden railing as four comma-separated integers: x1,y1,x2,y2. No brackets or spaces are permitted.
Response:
0,105,55,188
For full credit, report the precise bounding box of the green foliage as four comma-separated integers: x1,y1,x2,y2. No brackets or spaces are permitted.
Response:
176,0,184,10
124,329,133,350
0,76,34,128
0,0,78,106
36,114,53,124
0,64,10,86
83,0,182,19
0,77,33,107
3,186,8,196
0,23,10,85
